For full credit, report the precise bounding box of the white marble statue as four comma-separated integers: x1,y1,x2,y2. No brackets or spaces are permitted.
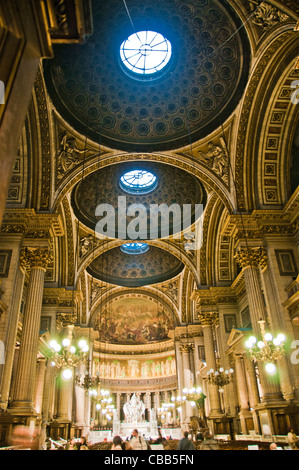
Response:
123,394,145,424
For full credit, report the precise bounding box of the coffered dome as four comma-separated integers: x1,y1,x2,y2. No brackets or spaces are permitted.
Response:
87,244,184,287
71,160,207,238
44,0,250,151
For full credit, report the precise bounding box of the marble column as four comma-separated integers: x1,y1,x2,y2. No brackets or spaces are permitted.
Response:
75,364,87,428
42,362,56,422
235,354,252,434
180,344,194,421
200,313,222,416
116,393,121,420
0,249,27,409
34,359,46,416
10,248,52,416
235,247,283,403
56,369,74,422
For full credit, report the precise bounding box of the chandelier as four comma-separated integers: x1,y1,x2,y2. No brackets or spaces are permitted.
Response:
95,389,115,421
170,393,187,413
206,367,234,392
245,320,286,375
47,336,89,377
182,387,206,408
75,369,101,392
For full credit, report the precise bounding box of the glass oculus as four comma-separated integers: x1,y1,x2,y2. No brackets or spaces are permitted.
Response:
120,243,149,254
120,31,172,78
120,169,157,194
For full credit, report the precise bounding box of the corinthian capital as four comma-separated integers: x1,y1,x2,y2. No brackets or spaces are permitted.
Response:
234,246,268,270
21,247,53,270
198,311,219,327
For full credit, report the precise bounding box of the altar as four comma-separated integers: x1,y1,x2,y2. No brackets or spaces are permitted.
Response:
113,394,159,440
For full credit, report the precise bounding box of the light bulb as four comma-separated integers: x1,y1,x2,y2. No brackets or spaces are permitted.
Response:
249,336,257,344
190,401,196,407
78,339,87,349
265,363,276,375
277,334,285,343
54,344,61,352
62,338,70,347
70,346,76,353
264,333,273,342
257,341,265,348
49,340,57,349
196,387,202,393
62,368,73,380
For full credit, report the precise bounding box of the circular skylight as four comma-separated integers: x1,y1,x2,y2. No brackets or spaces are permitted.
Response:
120,169,157,194
120,31,172,78
120,243,149,255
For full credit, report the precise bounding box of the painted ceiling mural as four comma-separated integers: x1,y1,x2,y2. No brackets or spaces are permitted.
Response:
95,297,175,344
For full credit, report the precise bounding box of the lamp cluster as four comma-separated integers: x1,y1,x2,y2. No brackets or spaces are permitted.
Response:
95,389,115,421
245,332,286,375
47,338,89,379
206,368,234,392
75,370,101,392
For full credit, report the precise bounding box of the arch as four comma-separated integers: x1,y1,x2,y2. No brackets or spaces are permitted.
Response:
89,286,180,329
235,29,299,211
75,236,200,288
52,151,234,214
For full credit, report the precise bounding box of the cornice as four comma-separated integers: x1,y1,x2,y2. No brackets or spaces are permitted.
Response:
1,209,64,238
94,338,174,355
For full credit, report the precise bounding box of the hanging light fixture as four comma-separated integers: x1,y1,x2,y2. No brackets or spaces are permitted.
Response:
206,367,234,392
245,319,286,374
47,334,89,371
95,389,115,421
75,368,101,392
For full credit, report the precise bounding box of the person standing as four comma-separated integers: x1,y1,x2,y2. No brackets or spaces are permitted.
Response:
287,427,299,450
177,431,195,450
199,431,219,450
130,429,148,450
111,435,123,450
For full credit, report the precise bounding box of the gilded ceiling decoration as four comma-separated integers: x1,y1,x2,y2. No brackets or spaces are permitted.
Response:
71,161,207,237
43,0,250,151
94,296,175,345
87,244,184,287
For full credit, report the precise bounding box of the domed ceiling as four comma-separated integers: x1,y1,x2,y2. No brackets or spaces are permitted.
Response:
87,245,184,287
44,0,250,151
71,161,207,238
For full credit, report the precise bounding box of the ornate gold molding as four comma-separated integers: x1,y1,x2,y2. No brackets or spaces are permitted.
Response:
22,247,53,270
179,343,195,353
234,246,268,270
198,311,219,327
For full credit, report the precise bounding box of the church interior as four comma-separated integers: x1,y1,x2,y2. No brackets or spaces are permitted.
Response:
0,0,299,451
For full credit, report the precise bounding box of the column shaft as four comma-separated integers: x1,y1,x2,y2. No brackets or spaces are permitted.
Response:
11,266,46,413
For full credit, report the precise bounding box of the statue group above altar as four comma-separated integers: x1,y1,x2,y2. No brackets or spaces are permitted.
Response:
123,394,146,424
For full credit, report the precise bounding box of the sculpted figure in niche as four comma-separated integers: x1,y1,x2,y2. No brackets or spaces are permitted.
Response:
79,235,94,257
198,141,228,177
57,133,86,177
